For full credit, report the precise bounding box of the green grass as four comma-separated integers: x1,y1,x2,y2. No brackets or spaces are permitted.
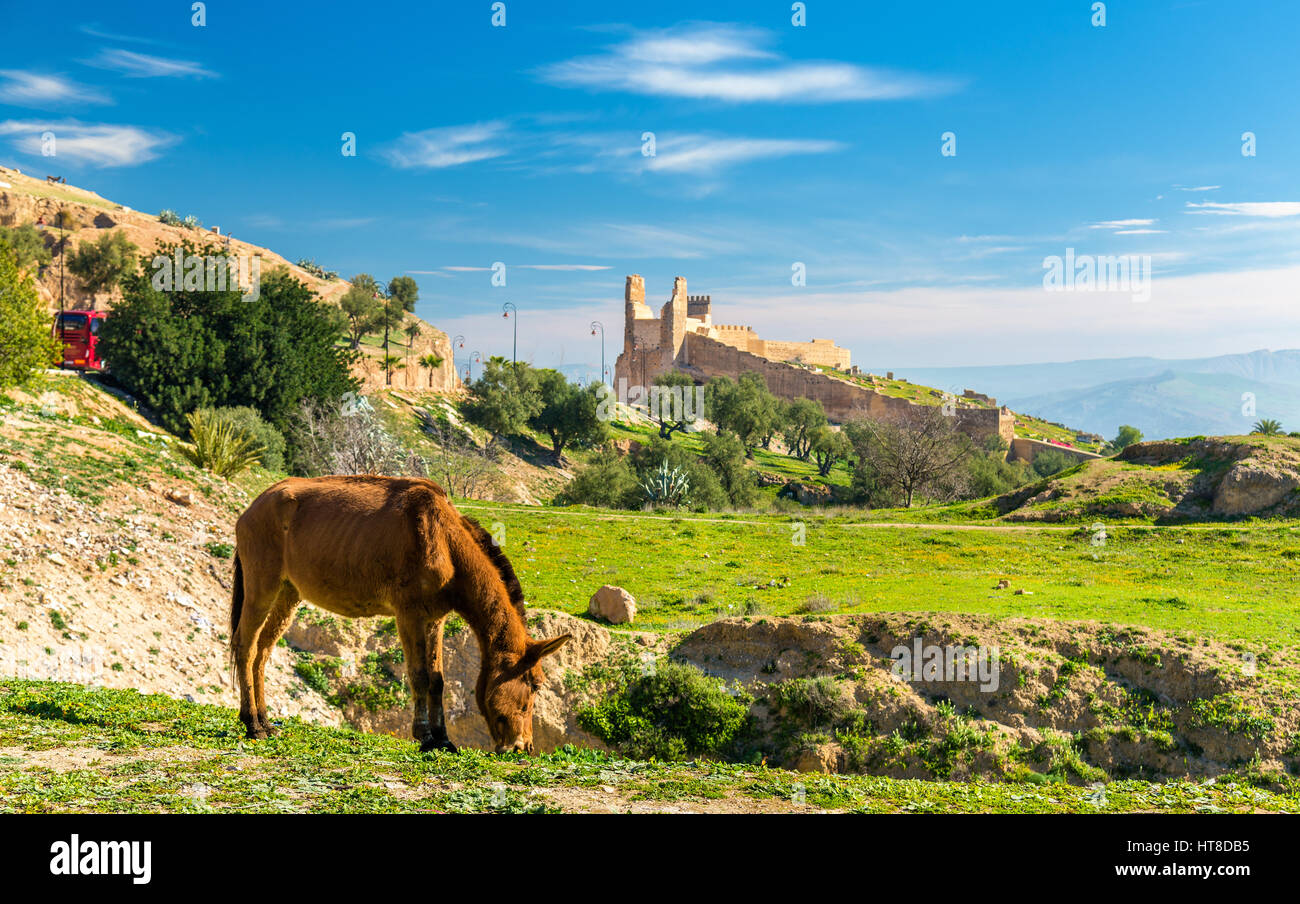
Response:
1,680,1293,813
455,500,1300,646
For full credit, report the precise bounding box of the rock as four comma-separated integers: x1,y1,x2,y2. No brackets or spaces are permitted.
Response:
995,579,1010,589
792,743,843,774
588,584,636,624
1014,589,1033,595
1213,463,1299,516
163,488,194,507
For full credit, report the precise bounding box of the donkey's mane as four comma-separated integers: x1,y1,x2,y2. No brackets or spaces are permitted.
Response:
460,515,527,621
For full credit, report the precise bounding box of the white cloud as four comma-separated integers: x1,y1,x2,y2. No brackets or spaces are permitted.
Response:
1090,218,1156,229
1113,229,1166,235
0,71,111,107
439,263,612,272
1186,201,1300,218
644,135,843,174
0,119,177,166
380,122,508,169
86,49,217,79
1176,185,1220,192
539,23,958,103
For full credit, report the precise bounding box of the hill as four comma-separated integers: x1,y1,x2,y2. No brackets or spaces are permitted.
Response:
0,162,457,394
990,435,1300,522
900,350,1300,440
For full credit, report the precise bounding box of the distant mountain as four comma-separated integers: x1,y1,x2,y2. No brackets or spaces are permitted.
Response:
895,350,1300,440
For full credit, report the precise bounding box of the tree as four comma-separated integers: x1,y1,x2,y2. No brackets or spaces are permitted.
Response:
707,372,780,457
781,397,828,460
650,370,699,439
380,355,405,382
1031,448,1073,478
339,274,382,348
382,275,419,359
0,238,60,388
530,369,607,460
464,356,542,439
850,408,973,507
66,231,137,308
1111,424,1144,453
1,224,51,272
417,353,444,388
98,242,359,461
1252,418,1283,436
405,320,422,349
560,451,640,508
809,424,851,477
700,430,758,507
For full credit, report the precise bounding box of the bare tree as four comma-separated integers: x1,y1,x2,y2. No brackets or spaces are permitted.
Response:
852,407,973,507
418,410,502,499
290,397,426,477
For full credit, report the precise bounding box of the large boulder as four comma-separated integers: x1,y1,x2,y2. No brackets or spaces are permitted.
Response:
1213,462,1299,515
588,584,636,624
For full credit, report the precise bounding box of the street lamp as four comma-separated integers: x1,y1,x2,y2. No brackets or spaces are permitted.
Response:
502,302,517,366
471,350,482,382
451,334,465,381
590,320,606,387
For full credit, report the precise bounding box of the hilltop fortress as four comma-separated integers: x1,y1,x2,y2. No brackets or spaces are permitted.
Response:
614,275,1018,446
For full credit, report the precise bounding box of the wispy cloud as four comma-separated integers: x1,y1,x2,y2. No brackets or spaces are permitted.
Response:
0,119,177,166
0,70,111,107
1176,185,1220,192
439,263,612,271
80,24,161,45
1090,218,1156,229
380,122,508,169
86,49,217,79
538,23,959,103
644,135,842,174
1186,201,1300,218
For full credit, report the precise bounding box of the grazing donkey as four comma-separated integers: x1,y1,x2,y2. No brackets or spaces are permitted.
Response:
230,475,570,753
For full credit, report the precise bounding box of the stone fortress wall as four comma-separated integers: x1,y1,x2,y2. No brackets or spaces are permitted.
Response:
613,275,1015,445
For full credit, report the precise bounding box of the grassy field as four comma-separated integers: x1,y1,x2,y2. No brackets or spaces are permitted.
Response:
457,500,1300,650
1,680,1293,813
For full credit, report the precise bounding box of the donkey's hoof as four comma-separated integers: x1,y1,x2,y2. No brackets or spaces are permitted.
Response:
245,728,268,741
420,736,457,754
261,723,281,737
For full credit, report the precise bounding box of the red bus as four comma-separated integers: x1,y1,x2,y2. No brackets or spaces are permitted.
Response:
55,311,109,372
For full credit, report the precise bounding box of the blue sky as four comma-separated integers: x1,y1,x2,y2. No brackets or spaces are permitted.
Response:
3,0,1299,372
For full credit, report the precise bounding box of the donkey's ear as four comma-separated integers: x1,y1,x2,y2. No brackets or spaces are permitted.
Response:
525,634,571,664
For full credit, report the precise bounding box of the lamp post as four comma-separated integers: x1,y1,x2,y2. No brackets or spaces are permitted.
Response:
590,320,605,388
451,334,465,382
471,351,482,382
502,302,517,366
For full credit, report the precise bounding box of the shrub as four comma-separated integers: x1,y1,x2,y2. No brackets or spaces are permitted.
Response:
158,209,182,226
201,405,286,472
577,659,753,761
641,462,692,508
0,239,60,388
559,451,639,508
180,408,264,478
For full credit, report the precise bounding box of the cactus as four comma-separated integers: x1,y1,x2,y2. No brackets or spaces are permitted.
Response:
641,462,691,507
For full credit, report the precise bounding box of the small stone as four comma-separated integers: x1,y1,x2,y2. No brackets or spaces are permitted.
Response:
588,584,636,625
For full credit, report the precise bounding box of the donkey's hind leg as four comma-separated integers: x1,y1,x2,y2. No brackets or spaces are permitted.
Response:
234,568,282,741
251,583,301,737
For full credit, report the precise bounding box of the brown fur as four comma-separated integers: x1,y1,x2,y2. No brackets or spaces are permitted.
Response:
230,475,569,753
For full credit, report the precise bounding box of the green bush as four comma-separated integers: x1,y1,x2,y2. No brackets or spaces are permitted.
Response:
556,450,640,507
577,659,753,761
0,238,59,388
200,405,286,472
180,409,264,478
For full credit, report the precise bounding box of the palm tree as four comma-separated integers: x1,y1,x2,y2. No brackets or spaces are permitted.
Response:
380,355,405,383
1252,418,1283,436
417,353,444,388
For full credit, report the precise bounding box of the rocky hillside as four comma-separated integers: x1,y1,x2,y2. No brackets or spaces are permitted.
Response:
991,435,1300,522
0,163,457,394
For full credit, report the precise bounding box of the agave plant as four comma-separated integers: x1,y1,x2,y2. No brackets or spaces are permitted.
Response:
180,409,264,478
641,462,691,507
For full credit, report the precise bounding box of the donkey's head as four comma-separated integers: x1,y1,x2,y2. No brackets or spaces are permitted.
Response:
477,634,570,753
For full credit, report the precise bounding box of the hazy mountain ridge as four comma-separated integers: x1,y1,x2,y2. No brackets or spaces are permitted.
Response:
898,350,1300,440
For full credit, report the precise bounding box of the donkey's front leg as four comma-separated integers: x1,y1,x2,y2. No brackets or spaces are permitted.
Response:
394,611,439,752
422,617,457,753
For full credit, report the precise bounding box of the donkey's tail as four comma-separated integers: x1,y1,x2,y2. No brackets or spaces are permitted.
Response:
229,552,245,661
